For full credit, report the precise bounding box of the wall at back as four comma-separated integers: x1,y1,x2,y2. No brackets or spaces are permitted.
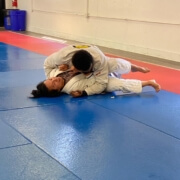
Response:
5,0,180,63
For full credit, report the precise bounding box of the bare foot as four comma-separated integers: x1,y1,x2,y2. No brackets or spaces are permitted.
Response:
137,67,150,73
149,80,161,92
131,65,150,73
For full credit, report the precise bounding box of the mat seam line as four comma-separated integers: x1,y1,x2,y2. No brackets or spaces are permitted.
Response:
88,100,180,142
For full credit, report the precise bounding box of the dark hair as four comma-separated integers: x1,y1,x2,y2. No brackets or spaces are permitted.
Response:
72,50,93,71
31,81,61,98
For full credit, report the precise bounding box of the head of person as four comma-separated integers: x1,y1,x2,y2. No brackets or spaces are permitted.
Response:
31,77,65,98
72,50,93,74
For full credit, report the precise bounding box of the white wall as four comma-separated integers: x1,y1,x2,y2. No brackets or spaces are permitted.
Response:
6,0,180,62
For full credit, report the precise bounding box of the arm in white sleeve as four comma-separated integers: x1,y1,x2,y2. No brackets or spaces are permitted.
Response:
43,51,63,78
84,64,109,95
44,45,80,78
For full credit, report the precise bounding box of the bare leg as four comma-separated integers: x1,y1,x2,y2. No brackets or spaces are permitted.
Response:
142,80,161,92
131,64,150,73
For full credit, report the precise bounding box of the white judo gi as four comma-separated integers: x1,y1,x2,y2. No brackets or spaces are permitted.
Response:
61,74,142,94
44,44,143,95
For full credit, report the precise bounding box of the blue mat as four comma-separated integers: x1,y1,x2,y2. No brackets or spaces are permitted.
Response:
0,69,45,88
0,42,46,72
1,101,180,180
89,90,180,140
0,144,79,180
0,120,30,149
1,42,180,180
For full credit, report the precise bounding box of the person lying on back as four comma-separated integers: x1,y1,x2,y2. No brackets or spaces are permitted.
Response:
31,65,160,98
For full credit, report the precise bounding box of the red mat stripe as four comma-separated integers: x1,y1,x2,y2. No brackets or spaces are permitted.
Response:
0,31,180,94
0,31,67,55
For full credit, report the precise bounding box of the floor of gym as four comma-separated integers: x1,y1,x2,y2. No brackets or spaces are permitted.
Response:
0,30,180,180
